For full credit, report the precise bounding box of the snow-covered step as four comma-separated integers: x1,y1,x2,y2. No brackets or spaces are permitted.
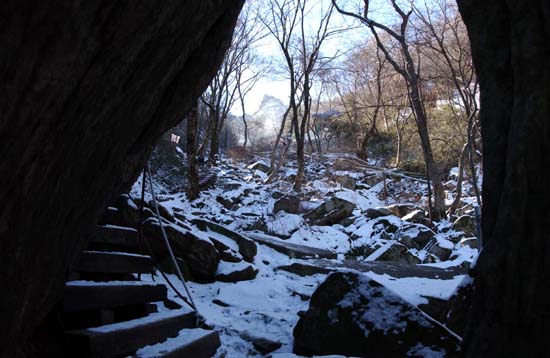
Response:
73,250,154,274
65,309,196,358
64,281,167,312
131,328,220,358
89,225,139,250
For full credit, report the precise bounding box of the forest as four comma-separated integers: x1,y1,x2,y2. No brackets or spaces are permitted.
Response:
0,0,548,358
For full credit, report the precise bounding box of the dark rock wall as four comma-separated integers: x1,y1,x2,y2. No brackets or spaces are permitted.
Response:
0,0,244,356
458,1,550,357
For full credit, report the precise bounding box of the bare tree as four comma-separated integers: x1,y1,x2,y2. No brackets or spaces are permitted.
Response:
186,101,200,200
201,6,265,164
263,0,336,191
413,0,481,209
332,0,446,220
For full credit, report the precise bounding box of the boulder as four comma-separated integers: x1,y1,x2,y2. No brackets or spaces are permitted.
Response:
305,197,356,226
459,237,479,249
192,219,257,262
365,207,394,219
401,209,426,224
210,238,243,263
293,272,460,357
384,203,423,218
452,215,477,236
333,174,357,190
429,243,452,261
158,256,193,281
216,262,258,282
240,333,283,355
363,174,384,187
376,243,421,265
142,218,219,282
398,224,435,249
248,161,270,173
273,196,301,214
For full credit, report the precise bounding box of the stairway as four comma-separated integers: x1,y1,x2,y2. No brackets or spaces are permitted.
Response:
64,224,220,358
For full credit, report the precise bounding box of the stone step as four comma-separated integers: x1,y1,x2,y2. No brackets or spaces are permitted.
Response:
65,308,196,358
73,250,154,274
131,329,221,358
89,225,139,250
64,281,167,312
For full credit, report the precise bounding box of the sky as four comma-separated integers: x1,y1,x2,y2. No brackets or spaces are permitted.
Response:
233,0,372,116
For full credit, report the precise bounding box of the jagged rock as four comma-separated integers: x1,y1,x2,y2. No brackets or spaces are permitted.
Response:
384,203,423,218
401,209,426,224
273,196,301,214
305,197,356,226
376,243,421,265
429,243,453,261
192,219,257,262
398,224,435,249
248,161,270,173
363,174,384,187
210,238,243,263
293,272,460,357
158,256,193,281
240,333,283,355
216,262,258,282
365,207,394,219
459,237,479,249
142,218,219,282
452,215,477,236
455,203,475,217
276,263,332,277
215,195,232,210
333,174,357,190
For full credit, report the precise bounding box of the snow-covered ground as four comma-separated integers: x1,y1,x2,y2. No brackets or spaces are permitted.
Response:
136,154,480,357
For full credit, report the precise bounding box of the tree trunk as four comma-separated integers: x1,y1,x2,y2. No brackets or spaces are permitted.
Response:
448,143,469,216
409,75,446,220
458,0,550,357
269,106,291,173
186,103,200,200
0,1,244,356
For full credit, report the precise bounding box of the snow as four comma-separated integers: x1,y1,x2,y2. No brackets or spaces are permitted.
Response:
87,308,193,333
128,157,480,357
288,225,350,253
365,272,466,306
134,328,213,357
335,189,382,211
267,212,303,236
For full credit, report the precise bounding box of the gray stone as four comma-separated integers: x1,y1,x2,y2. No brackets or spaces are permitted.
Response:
305,197,356,226
192,219,257,262
333,174,357,190
273,196,301,214
216,264,258,283
377,243,421,265
401,209,426,224
365,207,394,219
459,237,479,249
398,224,436,249
452,215,477,236
384,203,423,218
249,161,270,173
142,218,219,282
293,272,460,357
